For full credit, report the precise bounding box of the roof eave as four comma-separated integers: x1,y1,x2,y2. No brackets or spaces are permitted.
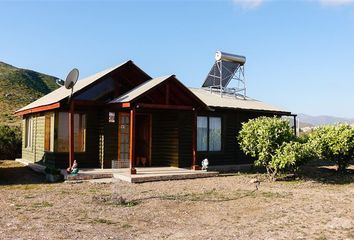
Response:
15,102,61,116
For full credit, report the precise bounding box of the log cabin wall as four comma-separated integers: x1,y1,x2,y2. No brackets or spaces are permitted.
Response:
196,108,277,166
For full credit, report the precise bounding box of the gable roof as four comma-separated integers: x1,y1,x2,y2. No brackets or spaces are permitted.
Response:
15,61,150,115
189,88,290,114
109,75,171,103
109,75,208,109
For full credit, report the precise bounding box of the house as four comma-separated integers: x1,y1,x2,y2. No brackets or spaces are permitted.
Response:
15,60,292,173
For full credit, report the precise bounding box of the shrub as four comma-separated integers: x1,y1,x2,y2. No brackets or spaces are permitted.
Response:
308,124,354,172
0,125,22,159
271,141,315,175
238,117,294,178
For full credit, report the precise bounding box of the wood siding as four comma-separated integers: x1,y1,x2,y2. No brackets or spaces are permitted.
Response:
178,112,193,168
196,109,277,166
22,111,100,169
103,110,119,168
151,112,179,167
22,113,45,163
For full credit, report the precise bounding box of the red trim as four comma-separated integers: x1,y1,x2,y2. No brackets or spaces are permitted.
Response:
15,103,61,116
137,103,194,111
110,102,131,108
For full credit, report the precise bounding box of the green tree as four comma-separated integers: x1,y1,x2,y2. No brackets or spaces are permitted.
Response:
308,124,354,172
238,117,294,178
0,125,22,159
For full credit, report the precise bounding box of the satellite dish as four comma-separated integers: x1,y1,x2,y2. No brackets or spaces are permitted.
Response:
64,68,79,89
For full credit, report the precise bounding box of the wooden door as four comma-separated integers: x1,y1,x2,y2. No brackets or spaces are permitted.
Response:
118,113,130,168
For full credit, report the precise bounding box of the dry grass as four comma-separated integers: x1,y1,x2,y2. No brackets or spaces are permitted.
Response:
1,160,354,240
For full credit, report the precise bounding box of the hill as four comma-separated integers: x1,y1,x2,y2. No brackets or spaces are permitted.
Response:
0,61,61,126
298,113,354,127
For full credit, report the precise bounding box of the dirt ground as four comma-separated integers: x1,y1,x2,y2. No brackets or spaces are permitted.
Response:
1,160,354,240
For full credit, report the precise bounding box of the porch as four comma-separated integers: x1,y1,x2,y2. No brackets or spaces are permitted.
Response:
63,167,219,183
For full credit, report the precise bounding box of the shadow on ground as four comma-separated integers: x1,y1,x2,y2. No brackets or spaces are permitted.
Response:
219,162,354,185
0,160,46,185
298,165,354,185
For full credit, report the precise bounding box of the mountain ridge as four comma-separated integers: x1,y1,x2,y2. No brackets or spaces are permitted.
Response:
0,61,60,126
298,113,354,127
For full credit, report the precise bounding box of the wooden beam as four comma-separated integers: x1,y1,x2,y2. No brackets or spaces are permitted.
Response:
191,111,200,170
137,103,194,111
165,83,170,105
15,102,61,116
68,101,75,168
129,108,136,174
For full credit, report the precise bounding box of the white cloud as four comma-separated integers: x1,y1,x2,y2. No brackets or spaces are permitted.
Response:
318,0,354,6
233,0,264,9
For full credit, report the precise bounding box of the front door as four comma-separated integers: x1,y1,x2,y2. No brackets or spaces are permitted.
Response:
135,114,151,167
117,112,130,168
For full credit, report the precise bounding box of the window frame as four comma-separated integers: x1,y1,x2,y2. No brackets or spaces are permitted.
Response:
197,115,223,152
44,112,55,152
54,111,87,153
25,116,33,149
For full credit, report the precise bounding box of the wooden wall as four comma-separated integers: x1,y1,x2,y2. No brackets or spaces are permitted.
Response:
22,110,100,169
196,109,277,166
151,112,179,167
103,110,119,168
21,113,45,163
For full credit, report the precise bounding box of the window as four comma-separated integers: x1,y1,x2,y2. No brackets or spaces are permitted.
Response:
25,117,32,148
56,112,86,152
197,117,208,151
44,113,55,152
209,117,221,151
197,116,222,152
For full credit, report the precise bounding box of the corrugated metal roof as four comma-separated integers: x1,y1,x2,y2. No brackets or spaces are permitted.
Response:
15,61,130,113
189,88,289,113
109,75,173,103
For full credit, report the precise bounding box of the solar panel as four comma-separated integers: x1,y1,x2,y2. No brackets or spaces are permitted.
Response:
202,60,241,88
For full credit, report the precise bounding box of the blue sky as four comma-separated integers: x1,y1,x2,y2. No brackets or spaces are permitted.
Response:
1,0,354,117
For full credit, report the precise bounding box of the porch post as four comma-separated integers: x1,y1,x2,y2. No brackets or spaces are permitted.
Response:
192,111,200,170
293,114,298,136
129,108,137,174
68,101,75,168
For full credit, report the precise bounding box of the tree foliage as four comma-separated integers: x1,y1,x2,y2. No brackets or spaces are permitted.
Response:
0,125,22,159
308,124,354,172
271,141,315,174
238,117,295,177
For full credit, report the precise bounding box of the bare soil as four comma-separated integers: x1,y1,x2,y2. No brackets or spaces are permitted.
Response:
1,160,354,240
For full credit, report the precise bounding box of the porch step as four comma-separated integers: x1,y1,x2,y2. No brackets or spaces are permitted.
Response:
63,172,114,181
116,171,219,183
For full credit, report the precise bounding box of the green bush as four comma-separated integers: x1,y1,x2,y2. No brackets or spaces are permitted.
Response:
0,125,22,159
308,124,354,172
238,117,295,178
271,141,315,174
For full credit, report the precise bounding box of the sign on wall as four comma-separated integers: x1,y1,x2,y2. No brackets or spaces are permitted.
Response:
109,112,115,123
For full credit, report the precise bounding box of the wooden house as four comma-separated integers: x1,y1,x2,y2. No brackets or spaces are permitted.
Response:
15,60,292,173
